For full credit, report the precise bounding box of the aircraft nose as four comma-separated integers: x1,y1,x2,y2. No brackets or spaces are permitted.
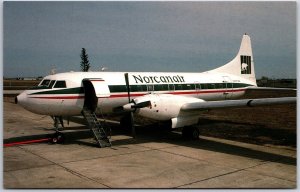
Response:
16,91,27,107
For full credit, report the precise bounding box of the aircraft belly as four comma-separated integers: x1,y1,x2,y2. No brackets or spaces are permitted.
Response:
198,92,226,101
197,90,245,101
231,90,245,99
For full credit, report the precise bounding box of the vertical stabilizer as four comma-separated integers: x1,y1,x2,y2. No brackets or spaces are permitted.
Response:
210,34,256,85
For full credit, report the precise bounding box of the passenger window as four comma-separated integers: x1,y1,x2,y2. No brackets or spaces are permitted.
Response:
131,85,146,92
207,84,215,89
175,84,183,90
147,85,154,92
154,84,168,91
201,84,208,89
54,81,67,88
168,84,175,91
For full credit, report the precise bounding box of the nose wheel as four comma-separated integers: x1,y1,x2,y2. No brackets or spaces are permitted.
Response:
50,116,65,144
51,132,65,144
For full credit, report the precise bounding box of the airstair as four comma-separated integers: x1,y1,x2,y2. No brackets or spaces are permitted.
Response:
82,107,111,148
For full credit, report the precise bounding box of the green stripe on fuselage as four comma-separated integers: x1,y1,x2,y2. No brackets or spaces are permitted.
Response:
29,87,84,95
28,83,252,95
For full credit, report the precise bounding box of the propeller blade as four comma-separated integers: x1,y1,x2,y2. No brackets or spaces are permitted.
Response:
130,112,136,138
124,73,135,138
122,100,151,111
124,73,131,102
132,101,151,109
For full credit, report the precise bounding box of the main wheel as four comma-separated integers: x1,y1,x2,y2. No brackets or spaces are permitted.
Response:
191,127,200,140
182,127,199,140
120,114,133,130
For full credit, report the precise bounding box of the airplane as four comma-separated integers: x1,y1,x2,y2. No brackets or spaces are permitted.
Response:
15,34,296,147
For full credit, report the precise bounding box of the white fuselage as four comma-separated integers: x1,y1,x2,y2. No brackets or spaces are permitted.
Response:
17,70,255,116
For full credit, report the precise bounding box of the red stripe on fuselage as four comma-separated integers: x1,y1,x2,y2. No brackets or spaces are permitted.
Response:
171,88,246,95
29,96,85,99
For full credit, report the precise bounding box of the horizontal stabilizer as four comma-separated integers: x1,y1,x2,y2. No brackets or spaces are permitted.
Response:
181,97,296,111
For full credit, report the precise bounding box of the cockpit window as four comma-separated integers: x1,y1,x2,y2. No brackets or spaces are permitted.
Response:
54,81,67,88
29,79,57,90
48,80,56,89
39,79,51,87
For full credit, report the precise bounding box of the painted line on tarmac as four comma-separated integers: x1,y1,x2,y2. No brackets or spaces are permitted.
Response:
4,138,50,147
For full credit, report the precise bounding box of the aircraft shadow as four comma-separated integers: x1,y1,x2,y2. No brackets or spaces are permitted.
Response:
4,122,296,166
110,125,296,166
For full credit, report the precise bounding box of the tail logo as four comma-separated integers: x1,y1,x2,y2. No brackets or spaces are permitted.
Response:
241,55,251,74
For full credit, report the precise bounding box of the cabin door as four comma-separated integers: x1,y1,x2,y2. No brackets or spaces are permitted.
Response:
82,79,110,112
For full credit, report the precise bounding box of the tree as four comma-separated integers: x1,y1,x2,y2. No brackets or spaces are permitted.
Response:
80,48,90,72
261,76,269,80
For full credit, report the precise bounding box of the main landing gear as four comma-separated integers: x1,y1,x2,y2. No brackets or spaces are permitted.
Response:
182,126,200,140
50,116,65,144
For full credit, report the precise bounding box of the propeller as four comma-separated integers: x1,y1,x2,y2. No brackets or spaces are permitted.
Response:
112,98,151,112
124,73,136,138
123,100,151,111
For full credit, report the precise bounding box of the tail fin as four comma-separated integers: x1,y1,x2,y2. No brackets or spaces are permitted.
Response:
211,34,257,86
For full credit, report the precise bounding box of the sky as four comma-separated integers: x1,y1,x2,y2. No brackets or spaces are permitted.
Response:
3,1,297,78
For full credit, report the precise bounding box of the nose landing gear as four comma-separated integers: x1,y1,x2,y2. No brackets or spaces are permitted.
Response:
50,116,65,144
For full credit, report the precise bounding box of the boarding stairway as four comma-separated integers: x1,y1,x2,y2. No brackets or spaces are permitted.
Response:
82,107,111,148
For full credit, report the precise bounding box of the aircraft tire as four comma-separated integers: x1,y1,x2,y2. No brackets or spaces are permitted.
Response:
191,127,200,140
182,126,199,140
51,132,65,144
120,114,132,130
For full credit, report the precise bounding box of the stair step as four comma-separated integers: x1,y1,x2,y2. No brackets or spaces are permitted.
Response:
82,108,111,148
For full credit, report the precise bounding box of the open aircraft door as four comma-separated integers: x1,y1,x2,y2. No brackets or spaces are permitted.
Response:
82,78,110,112
222,76,233,99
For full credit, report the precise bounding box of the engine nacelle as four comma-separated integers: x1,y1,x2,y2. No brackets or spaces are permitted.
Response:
133,94,204,121
171,116,201,128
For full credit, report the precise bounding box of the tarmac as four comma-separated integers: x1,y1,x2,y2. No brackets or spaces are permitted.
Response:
3,100,297,189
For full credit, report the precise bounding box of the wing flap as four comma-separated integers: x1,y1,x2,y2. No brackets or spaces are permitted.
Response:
181,97,296,111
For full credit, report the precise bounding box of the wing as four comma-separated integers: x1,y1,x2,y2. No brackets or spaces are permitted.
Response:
181,97,296,111
244,86,296,99
246,86,296,91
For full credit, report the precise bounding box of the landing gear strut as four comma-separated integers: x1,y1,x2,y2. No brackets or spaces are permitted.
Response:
51,116,64,131
50,116,65,144
182,126,200,140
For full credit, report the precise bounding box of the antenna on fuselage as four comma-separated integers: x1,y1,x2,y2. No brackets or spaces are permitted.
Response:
50,68,56,75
